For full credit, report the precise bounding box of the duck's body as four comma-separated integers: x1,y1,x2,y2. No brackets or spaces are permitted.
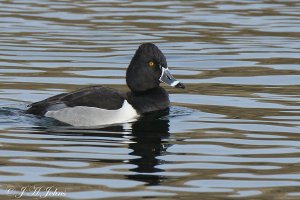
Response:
26,43,184,126
26,85,169,126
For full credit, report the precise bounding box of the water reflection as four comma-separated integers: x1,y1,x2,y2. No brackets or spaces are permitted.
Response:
1,0,300,199
128,110,170,185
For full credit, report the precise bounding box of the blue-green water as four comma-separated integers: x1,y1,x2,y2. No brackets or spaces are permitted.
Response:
0,0,300,199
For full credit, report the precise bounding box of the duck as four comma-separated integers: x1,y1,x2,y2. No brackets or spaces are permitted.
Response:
26,43,185,126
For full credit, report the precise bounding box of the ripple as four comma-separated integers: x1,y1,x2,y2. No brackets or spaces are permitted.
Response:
1,0,300,199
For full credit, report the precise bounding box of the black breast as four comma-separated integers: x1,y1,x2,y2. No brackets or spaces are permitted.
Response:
126,87,170,114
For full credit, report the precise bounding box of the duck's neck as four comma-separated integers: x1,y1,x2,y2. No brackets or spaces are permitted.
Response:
126,87,170,114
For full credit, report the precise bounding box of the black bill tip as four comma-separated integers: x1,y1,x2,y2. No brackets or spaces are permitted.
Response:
175,82,185,89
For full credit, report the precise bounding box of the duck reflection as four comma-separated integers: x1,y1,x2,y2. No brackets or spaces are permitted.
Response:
127,110,170,185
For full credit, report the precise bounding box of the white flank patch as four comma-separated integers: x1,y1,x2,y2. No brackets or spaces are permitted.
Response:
45,100,139,127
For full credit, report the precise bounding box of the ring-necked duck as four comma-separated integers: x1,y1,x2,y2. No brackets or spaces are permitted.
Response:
26,43,185,126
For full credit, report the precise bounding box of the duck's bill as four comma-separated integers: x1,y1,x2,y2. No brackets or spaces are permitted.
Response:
159,68,185,89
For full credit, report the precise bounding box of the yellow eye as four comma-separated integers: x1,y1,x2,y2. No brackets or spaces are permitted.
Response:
148,61,156,68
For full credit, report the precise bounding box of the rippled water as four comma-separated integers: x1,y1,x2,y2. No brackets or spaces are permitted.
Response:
0,0,300,199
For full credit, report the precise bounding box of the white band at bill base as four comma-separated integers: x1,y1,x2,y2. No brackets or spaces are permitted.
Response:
170,80,180,87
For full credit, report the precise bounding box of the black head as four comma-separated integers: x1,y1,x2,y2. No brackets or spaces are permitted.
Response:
126,43,184,92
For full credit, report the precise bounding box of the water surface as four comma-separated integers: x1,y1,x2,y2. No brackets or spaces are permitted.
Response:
0,0,300,199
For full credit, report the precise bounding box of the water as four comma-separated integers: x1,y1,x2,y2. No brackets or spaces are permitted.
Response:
0,0,300,199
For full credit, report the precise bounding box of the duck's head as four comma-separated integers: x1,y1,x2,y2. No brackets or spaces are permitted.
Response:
126,43,185,92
